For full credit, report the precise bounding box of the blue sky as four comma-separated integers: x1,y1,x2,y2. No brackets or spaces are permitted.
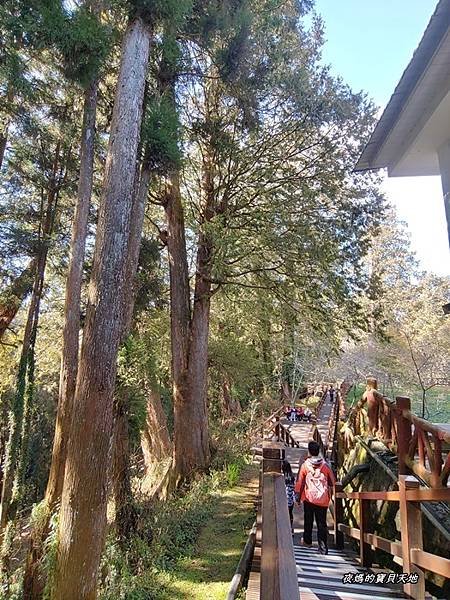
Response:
314,0,436,106
312,0,450,275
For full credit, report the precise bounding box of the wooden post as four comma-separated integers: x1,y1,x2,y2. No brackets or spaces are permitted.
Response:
334,482,344,550
275,417,281,442
359,498,372,568
399,475,425,600
262,442,284,474
395,397,412,475
432,437,443,488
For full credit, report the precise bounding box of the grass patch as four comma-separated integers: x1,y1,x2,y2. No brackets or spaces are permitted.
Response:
165,464,258,599
99,459,258,600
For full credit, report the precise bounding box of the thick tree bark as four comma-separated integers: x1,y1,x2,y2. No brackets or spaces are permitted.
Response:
141,386,171,469
179,229,212,474
121,158,152,335
46,77,98,511
112,394,137,546
0,259,37,341
172,139,216,479
51,18,152,600
111,156,154,543
164,173,197,481
23,77,99,600
168,115,217,481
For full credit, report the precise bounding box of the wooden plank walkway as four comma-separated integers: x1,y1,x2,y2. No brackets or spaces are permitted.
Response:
246,396,406,599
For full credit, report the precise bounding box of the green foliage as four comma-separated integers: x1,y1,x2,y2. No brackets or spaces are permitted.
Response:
54,6,112,87
42,509,59,600
117,335,156,444
129,0,192,26
142,95,181,173
225,460,243,487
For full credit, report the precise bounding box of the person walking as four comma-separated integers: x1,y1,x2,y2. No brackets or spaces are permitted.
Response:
282,459,296,533
295,441,335,554
329,385,335,403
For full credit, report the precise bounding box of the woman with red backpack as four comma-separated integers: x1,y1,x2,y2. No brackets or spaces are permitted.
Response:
295,440,335,554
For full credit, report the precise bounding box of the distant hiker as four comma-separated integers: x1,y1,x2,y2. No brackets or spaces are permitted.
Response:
304,407,312,422
295,441,335,554
329,385,335,403
296,406,304,421
283,459,295,533
289,406,296,421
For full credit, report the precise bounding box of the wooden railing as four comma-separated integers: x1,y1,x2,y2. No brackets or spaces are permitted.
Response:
349,384,450,487
314,392,326,416
250,406,286,446
274,417,301,448
333,475,450,600
259,443,299,600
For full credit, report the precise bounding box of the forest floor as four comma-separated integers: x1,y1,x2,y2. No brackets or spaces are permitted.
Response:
161,463,259,600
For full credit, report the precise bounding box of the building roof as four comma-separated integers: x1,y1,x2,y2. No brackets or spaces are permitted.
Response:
355,0,450,176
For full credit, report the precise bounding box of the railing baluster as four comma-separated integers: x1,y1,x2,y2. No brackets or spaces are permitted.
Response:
359,497,372,568
399,475,425,600
395,396,412,475
334,482,344,550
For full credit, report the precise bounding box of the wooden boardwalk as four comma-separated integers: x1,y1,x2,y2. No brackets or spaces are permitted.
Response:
293,545,404,599
246,396,405,600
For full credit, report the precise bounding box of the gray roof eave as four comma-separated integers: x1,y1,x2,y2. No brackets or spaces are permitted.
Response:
354,0,450,172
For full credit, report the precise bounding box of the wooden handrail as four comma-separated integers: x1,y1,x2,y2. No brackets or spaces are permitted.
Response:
348,380,450,488
274,418,301,448
227,521,257,600
250,405,286,445
333,475,450,600
260,472,299,600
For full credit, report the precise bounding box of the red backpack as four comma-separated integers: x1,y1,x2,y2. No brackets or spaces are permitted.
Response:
305,463,329,506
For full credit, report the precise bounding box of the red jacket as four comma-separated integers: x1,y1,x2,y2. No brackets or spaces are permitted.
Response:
295,457,335,507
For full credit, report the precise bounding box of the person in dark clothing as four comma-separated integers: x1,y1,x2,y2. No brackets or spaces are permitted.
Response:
329,385,335,403
282,459,295,533
295,441,335,554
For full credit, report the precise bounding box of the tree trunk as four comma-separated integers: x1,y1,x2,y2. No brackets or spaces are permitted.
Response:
164,172,197,482
173,135,216,479
112,394,137,546
111,155,154,544
23,76,99,600
51,18,152,600
0,86,13,171
141,386,171,469
0,258,37,341
46,77,98,512
121,158,152,336
0,133,7,171
221,375,241,419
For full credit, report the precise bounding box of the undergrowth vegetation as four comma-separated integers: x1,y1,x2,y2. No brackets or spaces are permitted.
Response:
99,455,249,600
